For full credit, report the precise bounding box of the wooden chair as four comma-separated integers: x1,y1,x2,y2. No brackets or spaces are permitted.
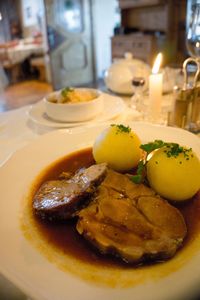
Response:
0,47,21,83
30,55,51,82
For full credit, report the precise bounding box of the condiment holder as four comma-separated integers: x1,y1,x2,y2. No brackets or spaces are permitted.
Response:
168,57,200,133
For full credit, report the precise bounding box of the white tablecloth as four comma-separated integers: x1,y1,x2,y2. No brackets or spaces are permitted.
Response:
7,44,45,65
0,104,126,166
0,106,38,165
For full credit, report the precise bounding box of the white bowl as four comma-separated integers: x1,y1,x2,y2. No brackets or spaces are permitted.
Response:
44,88,103,122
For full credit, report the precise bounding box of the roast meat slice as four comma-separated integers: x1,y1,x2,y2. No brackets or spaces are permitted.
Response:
33,163,107,220
102,169,155,200
77,170,187,264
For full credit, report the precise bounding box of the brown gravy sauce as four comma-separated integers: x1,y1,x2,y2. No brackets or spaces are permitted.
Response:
30,147,200,269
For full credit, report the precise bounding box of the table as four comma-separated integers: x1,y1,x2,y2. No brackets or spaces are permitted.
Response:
6,43,45,65
0,41,46,83
0,98,199,300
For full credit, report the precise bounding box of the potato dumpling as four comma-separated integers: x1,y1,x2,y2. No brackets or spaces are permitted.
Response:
93,124,142,172
147,146,200,201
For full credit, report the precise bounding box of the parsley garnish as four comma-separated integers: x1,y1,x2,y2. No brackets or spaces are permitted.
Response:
164,143,192,159
140,139,166,153
111,124,131,134
61,87,74,98
131,140,192,184
132,160,146,184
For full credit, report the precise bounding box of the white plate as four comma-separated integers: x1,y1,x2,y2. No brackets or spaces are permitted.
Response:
28,93,126,128
0,122,200,300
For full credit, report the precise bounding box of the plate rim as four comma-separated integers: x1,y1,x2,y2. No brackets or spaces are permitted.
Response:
28,94,126,128
0,122,200,300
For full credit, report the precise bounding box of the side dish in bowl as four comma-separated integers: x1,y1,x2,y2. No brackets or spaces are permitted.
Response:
44,87,103,122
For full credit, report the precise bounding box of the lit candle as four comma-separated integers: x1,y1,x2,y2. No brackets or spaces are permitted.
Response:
149,53,163,122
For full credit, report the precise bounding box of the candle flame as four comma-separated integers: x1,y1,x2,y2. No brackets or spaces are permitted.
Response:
152,53,162,74
196,41,200,48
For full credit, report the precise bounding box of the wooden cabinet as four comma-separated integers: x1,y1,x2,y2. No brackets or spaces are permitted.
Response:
118,0,162,9
112,0,187,65
111,34,165,63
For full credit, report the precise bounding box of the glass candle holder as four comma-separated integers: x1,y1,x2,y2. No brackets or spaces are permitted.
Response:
130,77,145,113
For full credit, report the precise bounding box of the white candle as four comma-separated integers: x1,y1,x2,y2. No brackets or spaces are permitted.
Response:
149,53,163,122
